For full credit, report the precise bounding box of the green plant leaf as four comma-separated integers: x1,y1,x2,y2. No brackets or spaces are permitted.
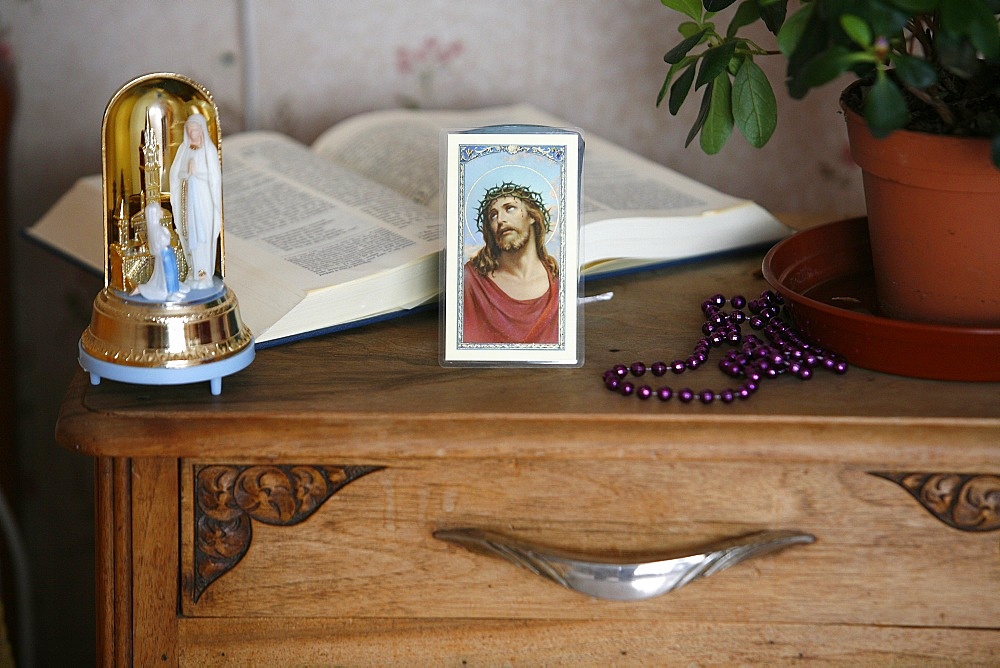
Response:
839,14,872,48
727,1,761,37
865,72,909,137
777,3,816,58
686,79,716,147
816,0,906,38
776,5,816,69
657,64,676,107
704,0,739,11
669,62,698,114
662,0,704,20
754,0,788,34
891,52,938,88
696,40,739,88
664,28,708,64
935,29,981,78
733,58,777,147
678,21,704,38
939,0,1000,61
701,72,734,153
796,46,855,90
657,76,670,107
885,0,939,12
657,57,694,106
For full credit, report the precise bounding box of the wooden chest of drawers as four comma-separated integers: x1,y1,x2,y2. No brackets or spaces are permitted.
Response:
56,249,1000,665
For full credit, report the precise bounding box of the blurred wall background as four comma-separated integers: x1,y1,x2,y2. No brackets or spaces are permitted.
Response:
0,1,864,664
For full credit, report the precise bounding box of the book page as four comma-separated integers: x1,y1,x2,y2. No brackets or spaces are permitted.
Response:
223,132,439,287
310,104,745,221
218,132,441,338
310,112,444,209
25,174,105,273
310,105,561,211
577,136,739,219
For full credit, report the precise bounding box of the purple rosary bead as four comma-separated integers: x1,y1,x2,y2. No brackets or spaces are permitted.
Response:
602,288,847,406
719,361,741,377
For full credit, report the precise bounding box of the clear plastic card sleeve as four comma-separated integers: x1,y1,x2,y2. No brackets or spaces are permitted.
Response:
439,124,584,367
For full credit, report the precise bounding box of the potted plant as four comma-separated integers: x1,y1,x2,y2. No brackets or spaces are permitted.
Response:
656,0,1000,327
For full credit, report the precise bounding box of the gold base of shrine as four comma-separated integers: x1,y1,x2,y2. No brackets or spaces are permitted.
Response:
80,286,253,369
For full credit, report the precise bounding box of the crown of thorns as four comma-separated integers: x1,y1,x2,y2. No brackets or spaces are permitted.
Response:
476,182,550,233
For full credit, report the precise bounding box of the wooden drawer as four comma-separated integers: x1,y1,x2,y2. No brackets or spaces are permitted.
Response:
175,455,999,662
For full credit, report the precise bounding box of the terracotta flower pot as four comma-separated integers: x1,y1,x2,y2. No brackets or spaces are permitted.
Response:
841,95,1000,327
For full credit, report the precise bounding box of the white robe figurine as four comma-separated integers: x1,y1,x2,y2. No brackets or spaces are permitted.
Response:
137,202,187,301
169,112,222,291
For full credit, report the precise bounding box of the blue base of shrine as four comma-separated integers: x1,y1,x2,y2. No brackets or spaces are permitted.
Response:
79,341,255,396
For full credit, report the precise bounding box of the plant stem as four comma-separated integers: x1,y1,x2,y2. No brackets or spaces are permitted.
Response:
900,14,955,128
906,16,934,60
902,81,956,126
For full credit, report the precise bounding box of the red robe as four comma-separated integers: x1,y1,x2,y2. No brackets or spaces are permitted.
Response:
463,262,559,344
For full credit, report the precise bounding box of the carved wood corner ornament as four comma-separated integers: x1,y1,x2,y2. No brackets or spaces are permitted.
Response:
193,464,382,602
869,471,1000,532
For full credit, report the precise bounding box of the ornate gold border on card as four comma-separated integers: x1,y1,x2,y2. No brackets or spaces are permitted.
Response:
192,464,382,602
869,471,1000,532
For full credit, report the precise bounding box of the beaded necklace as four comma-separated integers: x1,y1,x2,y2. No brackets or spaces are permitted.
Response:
602,290,848,403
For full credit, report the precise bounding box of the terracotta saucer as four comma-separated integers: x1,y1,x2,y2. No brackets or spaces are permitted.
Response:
762,217,1000,382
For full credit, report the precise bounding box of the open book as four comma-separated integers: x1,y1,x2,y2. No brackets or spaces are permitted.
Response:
28,104,789,347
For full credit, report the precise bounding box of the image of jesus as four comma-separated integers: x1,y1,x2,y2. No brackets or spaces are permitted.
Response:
463,182,559,344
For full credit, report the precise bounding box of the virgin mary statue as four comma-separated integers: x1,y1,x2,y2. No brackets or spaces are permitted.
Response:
169,112,222,290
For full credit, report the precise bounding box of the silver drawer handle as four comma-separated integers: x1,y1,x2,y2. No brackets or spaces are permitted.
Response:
434,528,815,601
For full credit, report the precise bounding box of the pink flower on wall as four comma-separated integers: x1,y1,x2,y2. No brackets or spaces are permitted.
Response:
395,36,465,109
